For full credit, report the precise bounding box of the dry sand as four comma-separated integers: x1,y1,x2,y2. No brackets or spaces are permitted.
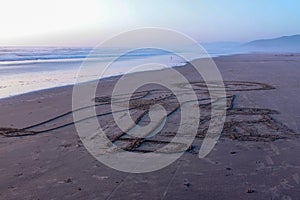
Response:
0,54,299,199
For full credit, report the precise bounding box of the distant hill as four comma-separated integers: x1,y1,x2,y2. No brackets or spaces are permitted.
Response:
242,35,300,52
199,35,300,55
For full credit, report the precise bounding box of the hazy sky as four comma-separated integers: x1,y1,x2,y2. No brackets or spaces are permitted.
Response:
0,0,299,46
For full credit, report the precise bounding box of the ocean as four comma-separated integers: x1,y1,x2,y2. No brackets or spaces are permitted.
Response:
0,46,244,99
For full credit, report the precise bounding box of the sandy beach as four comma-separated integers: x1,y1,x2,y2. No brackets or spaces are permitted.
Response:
0,53,300,199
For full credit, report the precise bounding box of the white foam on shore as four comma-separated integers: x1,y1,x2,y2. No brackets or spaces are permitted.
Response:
0,54,187,99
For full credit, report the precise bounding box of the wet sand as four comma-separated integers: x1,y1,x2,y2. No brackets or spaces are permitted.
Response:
0,54,300,199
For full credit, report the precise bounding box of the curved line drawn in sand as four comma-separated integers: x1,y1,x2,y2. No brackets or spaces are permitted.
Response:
1,81,298,193
1,81,296,141
72,28,227,173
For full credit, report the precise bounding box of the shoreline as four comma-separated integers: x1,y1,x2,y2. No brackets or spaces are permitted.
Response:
2,52,297,101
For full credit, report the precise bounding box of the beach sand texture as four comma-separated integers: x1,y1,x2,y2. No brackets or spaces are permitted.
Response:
0,54,299,199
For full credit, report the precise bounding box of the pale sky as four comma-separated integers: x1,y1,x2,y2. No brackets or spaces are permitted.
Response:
0,0,299,46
